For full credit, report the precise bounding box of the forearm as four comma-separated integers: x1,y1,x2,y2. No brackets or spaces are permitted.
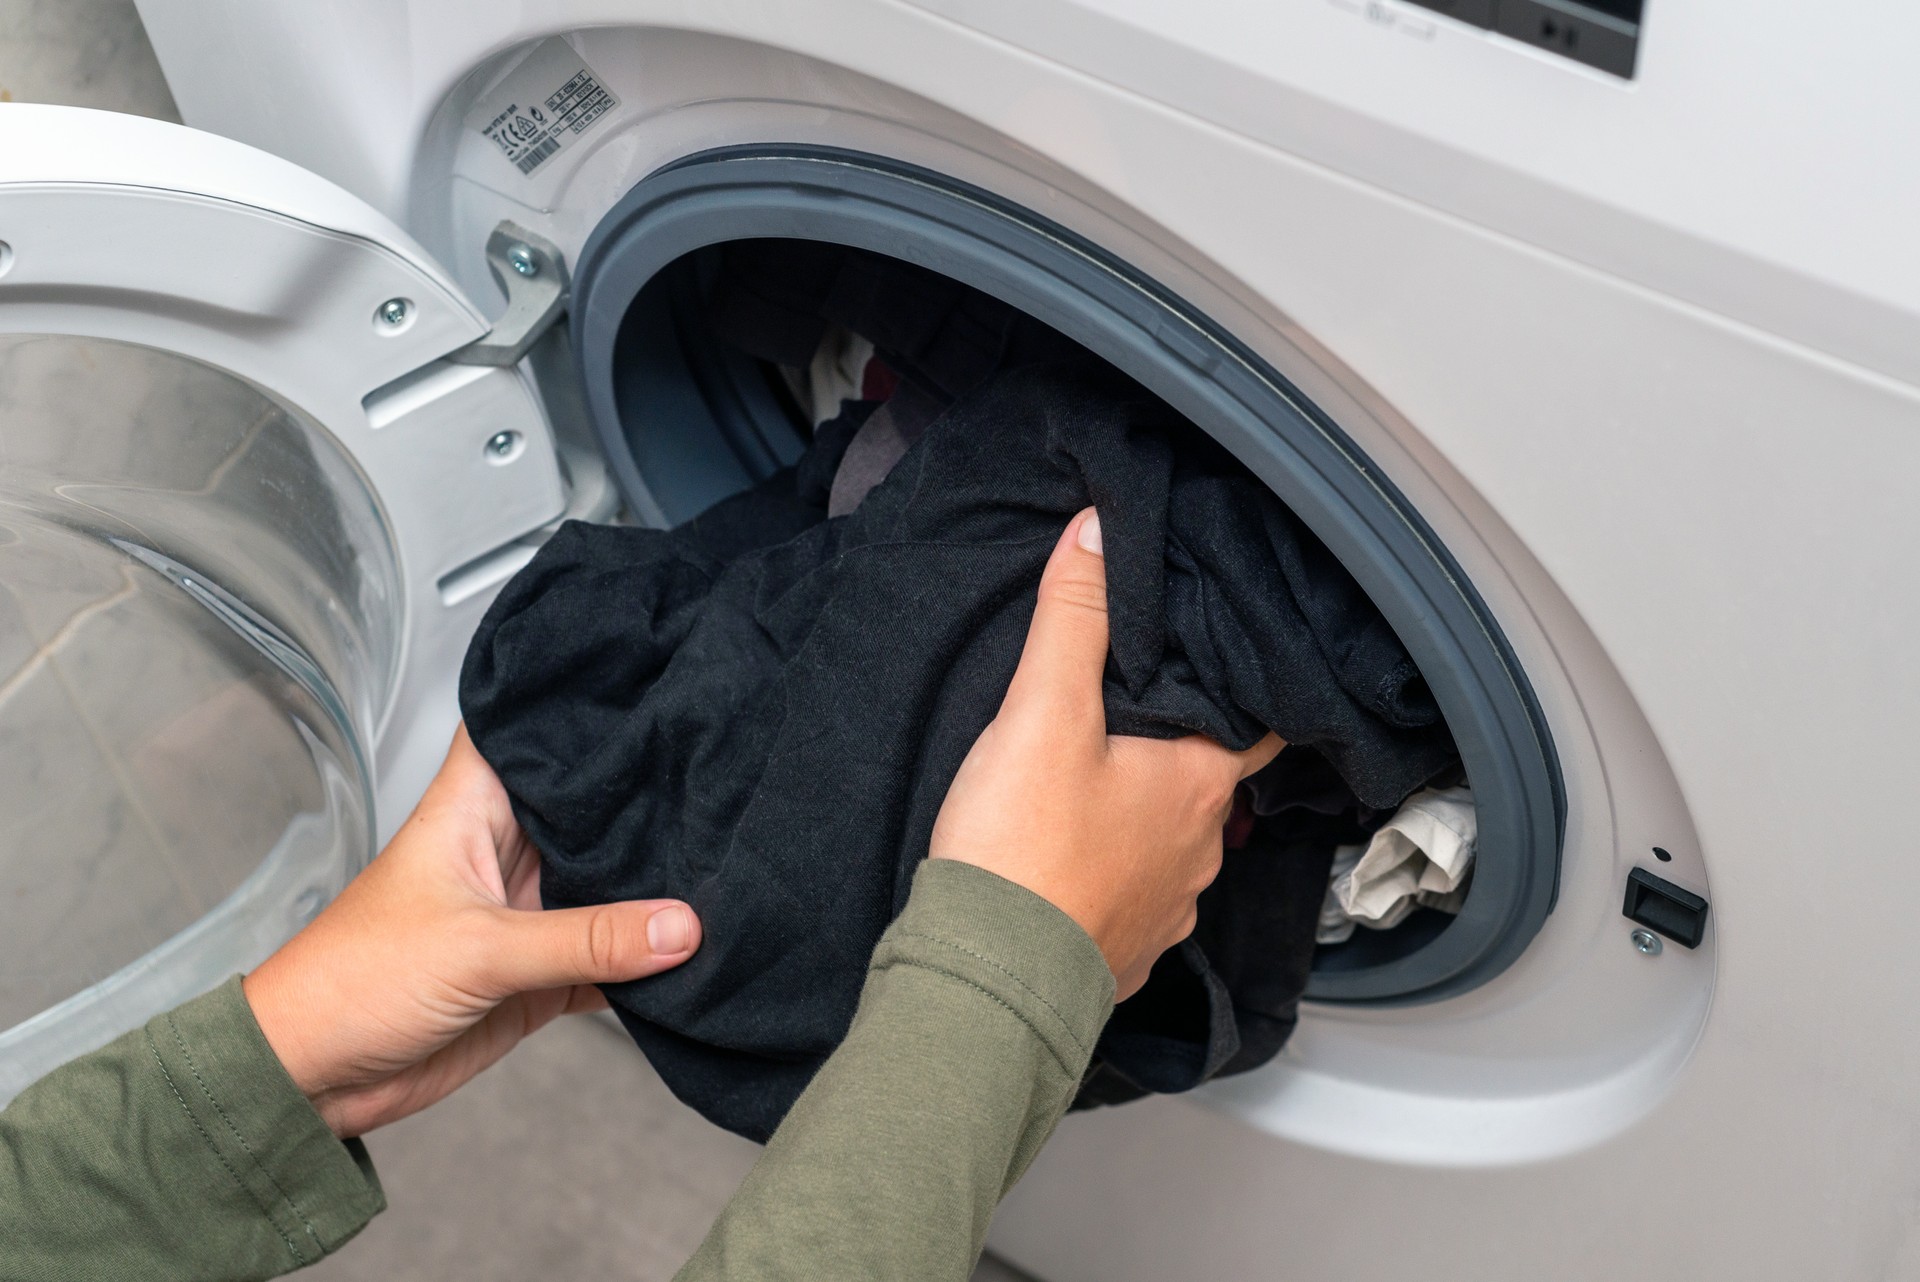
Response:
677,859,1116,1282
0,977,384,1282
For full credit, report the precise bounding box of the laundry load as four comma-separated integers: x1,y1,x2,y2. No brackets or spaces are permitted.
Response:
460,244,1462,1141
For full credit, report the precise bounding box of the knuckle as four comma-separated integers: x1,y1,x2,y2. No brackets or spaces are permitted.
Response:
1181,771,1237,823
1180,907,1199,939
583,906,627,977
1192,859,1223,897
1039,573,1108,617
1204,776,1238,817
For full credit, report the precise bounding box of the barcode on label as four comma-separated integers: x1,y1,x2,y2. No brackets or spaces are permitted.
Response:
468,39,621,183
515,136,562,174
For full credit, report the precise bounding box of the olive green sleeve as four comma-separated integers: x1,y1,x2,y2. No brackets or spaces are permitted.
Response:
0,975,385,1282
676,859,1118,1282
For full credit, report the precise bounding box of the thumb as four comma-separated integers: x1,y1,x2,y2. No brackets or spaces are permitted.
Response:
481,899,701,997
1234,731,1288,780
1001,508,1110,729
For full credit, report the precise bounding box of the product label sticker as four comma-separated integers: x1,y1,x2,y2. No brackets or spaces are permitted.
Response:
469,38,620,178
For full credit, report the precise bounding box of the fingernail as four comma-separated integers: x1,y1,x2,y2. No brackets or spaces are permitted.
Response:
1077,510,1104,556
646,905,694,954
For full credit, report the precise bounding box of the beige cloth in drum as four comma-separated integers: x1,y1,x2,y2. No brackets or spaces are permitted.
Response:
1329,786,1477,933
783,327,877,428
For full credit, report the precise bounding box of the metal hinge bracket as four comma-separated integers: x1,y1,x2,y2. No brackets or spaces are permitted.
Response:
447,221,569,367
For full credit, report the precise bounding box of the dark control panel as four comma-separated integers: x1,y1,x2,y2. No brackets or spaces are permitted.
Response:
1404,0,1643,78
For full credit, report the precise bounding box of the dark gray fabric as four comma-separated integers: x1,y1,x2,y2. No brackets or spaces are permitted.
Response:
707,239,1085,427
827,404,912,518
1074,807,1353,1109
461,360,1455,1141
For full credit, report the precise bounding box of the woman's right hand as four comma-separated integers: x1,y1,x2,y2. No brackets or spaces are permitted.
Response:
929,508,1284,999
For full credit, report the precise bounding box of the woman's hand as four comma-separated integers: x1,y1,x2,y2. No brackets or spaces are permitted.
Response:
243,727,700,1139
930,509,1283,999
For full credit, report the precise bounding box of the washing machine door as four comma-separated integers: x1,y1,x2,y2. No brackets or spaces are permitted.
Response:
0,104,568,1099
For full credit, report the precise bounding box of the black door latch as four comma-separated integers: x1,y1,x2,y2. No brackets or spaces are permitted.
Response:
1623,867,1709,949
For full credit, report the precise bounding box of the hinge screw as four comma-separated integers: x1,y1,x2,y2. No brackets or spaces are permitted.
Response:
377,297,411,328
486,430,521,461
506,243,539,277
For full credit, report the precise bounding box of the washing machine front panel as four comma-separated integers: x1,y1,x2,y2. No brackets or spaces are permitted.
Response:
119,7,1920,1277
398,21,1728,1157
132,0,1919,387
895,0,1920,387
0,105,566,1097
308,5,1730,1187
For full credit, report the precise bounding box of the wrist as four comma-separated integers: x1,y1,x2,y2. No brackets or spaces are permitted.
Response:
243,960,326,1102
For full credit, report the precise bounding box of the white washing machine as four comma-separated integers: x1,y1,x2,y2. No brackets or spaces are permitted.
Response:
4,0,1918,1276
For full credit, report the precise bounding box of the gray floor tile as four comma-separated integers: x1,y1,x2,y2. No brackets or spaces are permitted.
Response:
304,1015,761,1281
0,652,200,1023
0,541,333,1026
56,579,323,891
0,0,177,120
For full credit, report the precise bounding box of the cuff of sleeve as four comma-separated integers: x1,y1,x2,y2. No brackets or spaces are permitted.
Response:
145,976,386,1264
875,860,1117,1077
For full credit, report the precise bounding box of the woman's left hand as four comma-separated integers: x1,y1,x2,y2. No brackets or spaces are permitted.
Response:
242,726,700,1139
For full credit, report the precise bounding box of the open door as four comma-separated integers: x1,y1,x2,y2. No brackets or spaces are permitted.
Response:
0,104,568,1097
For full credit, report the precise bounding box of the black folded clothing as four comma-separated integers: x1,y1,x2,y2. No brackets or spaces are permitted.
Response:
461,356,1456,1141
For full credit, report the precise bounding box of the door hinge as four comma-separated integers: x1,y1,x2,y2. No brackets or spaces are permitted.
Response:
447,221,569,367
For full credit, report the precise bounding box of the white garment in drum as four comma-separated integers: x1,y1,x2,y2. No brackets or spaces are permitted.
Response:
1317,786,1476,944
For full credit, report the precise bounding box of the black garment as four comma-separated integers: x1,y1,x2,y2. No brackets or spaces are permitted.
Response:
1075,811,1350,1108
462,363,1456,1141
1246,744,1381,821
707,239,1086,437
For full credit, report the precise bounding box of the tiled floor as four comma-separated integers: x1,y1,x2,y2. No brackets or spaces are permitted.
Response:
0,6,1036,1277
301,1013,766,1282
0,0,176,119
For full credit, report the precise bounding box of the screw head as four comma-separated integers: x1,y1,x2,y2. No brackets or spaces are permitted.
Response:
1630,928,1663,957
377,297,411,328
485,430,521,461
506,243,539,278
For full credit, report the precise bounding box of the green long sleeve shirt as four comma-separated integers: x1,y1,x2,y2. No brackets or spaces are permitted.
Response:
0,860,1115,1281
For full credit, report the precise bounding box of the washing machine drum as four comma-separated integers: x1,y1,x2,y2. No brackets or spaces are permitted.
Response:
458,149,1564,1139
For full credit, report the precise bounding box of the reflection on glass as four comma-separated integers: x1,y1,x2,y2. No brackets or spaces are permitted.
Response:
0,335,400,1090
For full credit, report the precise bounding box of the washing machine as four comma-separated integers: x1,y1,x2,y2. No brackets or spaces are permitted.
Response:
4,0,1917,1276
